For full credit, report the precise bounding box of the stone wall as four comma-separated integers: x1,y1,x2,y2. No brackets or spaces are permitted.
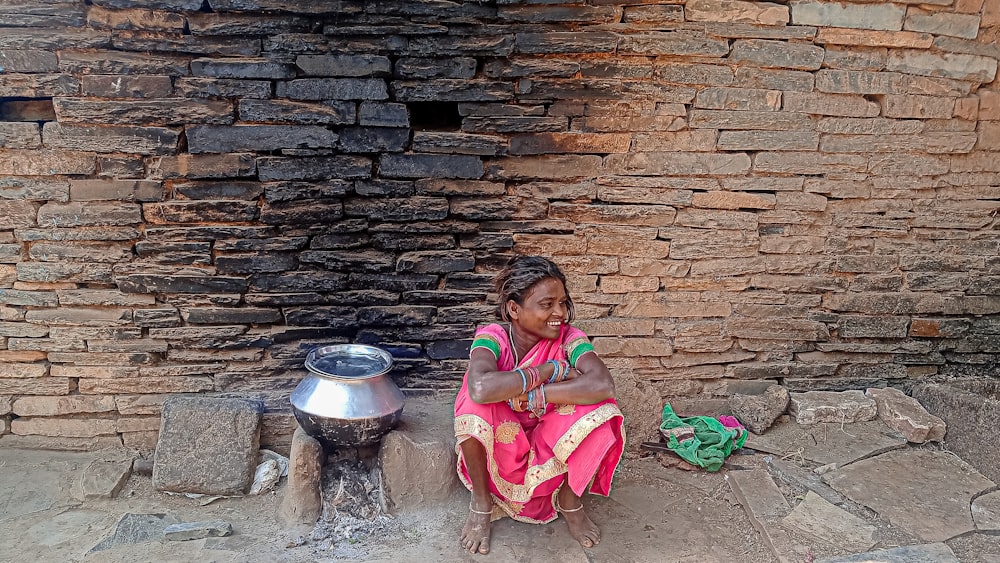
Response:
1,0,999,451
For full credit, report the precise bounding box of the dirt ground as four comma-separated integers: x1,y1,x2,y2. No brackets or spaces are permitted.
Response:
1,446,777,563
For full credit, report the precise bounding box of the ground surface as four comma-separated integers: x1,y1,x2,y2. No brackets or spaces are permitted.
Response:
0,446,774,563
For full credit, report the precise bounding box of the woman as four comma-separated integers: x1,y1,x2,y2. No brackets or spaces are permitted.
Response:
454,256,626,555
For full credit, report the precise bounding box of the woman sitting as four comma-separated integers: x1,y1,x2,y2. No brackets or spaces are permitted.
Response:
453,255,626,555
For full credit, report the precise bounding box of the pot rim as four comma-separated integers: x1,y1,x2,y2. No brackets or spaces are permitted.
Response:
304,343,394,381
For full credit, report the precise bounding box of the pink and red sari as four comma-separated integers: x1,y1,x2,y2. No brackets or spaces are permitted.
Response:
454,323,625,524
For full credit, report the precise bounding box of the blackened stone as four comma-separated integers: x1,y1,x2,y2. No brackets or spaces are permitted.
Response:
276,78,388,101
134,309,181,328
263,180,350,202
183,308,282,324
244,293,326,307
260,199,343,225
0,49,58,73
43,123,179,156
173,181,264,200
174,78,271,99
117,275,249,294
355,180,414,197
338,127,409,153
403,290,484,305
251,271,347,292
0,74,79,97
326,290,399,306
444,272,495,291
143,201,259,224
427,339,473,359
397,250,475,274
379,154,482,179
81,75,172,98
238,99,354,125
343,196,448,221
371,233,453,251
191,57,295,79
391,80,513,102
395,57,477,79
435,305,493,324
349,273,438,292
216,252,297,274
283,306,357,327
406,35,514,57
461,232,514,249
450,197,519,220
187,125,338,154
357,305,435,326
359,102,409,127
295,54,391,77
38,202,141,227
187,13,313,36
134,242,212,265
411,131,505,156
360,324,473,341
311,232,370,249
145,226,276,241
257,156,371,181
299,249,394,272
214,237,308,252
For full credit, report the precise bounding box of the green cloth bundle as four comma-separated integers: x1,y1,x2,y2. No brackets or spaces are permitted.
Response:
658,404,748,472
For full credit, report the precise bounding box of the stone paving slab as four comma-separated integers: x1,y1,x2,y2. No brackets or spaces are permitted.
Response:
823,449,995,542
972,490,1000,531
815,542,960,563
780,491,875,553
728,469,805,563
746,420,906,466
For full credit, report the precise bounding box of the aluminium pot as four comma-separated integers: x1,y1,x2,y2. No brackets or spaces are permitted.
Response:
291,344,404,448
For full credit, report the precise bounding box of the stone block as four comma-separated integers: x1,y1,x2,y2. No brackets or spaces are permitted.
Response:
380,154,482,179
191,57,295,79
685,0,787,25
0,149,96,175
904,9,981,40
791,1,904,31
13,395,117,416
174,78,271,99
257,155,371,181
152,396,263,496
618,31,729,57
865,387,945,443
378,396,459,511
0,50,58,73
43,123,179,156
972,490,1000,531
53,98,233,125
391,79,513,102
276,78,387,101
237,99,354,125
789,390,877,424
12,417,117,438
0,73,79,97
730,384,789,434
359,102,408,127
278,426,323,527
186,125,338,153
912,383,1000,483
886,50,997,83
0,122,41,149
781,492,876,554
396,56,476,79
296,54,391,77
729,39,825,71
86,5,186,31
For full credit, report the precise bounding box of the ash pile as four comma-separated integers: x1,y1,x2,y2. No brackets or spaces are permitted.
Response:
308,455,403,553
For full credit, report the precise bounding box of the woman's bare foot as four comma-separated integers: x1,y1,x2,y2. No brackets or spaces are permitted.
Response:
557,490,601,548
460,498,493,554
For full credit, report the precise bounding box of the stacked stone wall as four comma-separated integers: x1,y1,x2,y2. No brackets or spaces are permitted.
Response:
1,0,999,451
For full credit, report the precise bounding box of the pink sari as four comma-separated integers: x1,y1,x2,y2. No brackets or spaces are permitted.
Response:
454,323,625,524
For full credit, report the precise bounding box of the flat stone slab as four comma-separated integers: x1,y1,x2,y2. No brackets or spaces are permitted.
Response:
728,469,808,563
89,513,181,553
152,396,263,496
74,458,133,500
816,542,960,563
823,449,995,542
972,490,1000,531
789,390,876,425
780,491,875,553
746,420,906,466
164,520,233,541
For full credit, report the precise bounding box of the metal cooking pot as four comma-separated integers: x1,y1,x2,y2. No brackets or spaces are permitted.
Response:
291,344,404,448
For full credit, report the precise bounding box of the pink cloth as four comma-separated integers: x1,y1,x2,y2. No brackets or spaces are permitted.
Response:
454,323,625,524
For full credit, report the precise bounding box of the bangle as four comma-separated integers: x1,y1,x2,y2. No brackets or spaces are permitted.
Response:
515,368,527,394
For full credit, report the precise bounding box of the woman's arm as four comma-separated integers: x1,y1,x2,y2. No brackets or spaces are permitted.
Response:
465,348,555,404
541,351,615,405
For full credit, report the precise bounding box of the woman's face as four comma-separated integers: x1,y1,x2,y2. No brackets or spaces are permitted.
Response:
509,277,568,341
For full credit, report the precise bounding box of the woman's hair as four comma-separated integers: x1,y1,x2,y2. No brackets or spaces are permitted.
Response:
494,255,575,323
